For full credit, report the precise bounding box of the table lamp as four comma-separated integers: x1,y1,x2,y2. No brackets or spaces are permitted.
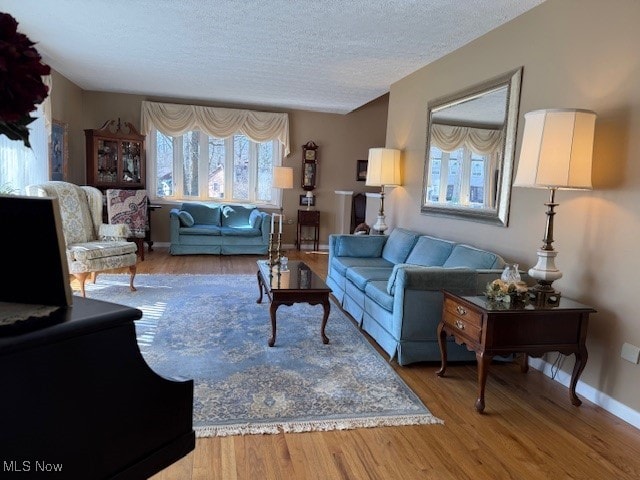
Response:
513,108,596,305
273,166,293,217
366,148,401,234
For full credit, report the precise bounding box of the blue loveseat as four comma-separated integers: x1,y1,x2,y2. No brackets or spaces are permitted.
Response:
327,228,508,365
169,202,270,255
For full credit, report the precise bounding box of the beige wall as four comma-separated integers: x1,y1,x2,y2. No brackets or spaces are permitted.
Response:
50,70,83,185
386,0,640,411
74,92,387,245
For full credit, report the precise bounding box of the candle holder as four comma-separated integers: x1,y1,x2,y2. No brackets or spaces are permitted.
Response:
268,213,284,267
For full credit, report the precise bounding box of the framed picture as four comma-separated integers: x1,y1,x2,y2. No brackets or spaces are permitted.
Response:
50,120,68,181
299,194,316,207
356,159,368,181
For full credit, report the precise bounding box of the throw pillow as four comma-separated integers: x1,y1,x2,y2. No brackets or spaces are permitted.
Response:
177,210,195,227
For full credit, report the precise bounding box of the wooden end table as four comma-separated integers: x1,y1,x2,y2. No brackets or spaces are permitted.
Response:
437,290,596,413
256,260,331,347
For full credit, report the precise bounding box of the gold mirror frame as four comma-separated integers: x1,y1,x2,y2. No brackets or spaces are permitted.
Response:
421,67,523,226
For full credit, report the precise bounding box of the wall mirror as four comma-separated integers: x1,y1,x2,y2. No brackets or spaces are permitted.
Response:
421,67,522,226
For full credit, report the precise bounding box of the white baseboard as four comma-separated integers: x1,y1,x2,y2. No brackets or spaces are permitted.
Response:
528,357,640,430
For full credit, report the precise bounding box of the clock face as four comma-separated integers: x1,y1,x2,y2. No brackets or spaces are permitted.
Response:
305,149,316,161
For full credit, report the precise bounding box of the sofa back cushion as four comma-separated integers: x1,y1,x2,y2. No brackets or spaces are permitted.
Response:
405,235,456,267
221,205,255,227
442,244,505,269
182,202,221,226
381,228,420,264
336,235,386,257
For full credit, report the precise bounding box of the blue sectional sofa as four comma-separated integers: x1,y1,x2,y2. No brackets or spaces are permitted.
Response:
326,228,508,365
169,202,270,255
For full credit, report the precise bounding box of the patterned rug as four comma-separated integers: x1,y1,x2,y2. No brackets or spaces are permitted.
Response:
83,274,442,437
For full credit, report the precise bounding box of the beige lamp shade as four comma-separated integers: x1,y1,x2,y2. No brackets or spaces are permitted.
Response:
366,148,402,187
514,108,596,190
273,166,293,189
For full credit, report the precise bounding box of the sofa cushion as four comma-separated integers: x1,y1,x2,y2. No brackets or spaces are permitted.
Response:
180,224,222,236
336,235,386,257
177,210,195,227
346,267,394,290
365,281,394,312
406,235,456,267
219,226,261,237
443,244,504,269
331,256,394,276
221,205,255,227
182,202,221,225
381,228,420,264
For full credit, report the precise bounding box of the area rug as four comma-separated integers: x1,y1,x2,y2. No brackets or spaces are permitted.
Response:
83,274,442,437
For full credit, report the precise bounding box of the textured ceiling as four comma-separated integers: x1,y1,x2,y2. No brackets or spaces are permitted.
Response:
2,0,544,114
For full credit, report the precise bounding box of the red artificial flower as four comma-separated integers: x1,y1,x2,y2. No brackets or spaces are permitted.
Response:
0,12,51,148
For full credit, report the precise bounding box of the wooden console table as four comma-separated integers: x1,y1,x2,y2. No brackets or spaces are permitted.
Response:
437,290,596,413
297,209,320,250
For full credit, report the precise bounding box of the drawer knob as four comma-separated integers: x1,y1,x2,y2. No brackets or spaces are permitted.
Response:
455,320,465,330
456,305,467,316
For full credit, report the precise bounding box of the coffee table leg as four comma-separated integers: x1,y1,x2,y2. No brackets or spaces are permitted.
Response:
321,297,330,344
256,270,264,304
268,302,278,347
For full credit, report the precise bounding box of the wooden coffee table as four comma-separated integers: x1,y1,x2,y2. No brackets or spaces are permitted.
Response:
256,260,331,347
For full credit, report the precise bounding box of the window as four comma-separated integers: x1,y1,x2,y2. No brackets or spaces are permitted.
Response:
0,104,48,194
151,129,280,204
427,145,491,208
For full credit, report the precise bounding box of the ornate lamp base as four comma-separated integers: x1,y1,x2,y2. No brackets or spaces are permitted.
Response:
372,215,388,234
528,249,562,307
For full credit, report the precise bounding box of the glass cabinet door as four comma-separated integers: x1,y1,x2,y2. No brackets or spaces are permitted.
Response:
97,139,119,183
121,141,142,183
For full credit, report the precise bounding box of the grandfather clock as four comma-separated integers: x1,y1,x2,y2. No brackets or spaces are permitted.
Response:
301,141,318,191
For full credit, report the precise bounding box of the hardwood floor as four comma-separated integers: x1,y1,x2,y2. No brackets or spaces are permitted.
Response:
112,248,640,480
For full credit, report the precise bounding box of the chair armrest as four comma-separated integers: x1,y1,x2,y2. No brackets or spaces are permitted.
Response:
99,223,129,240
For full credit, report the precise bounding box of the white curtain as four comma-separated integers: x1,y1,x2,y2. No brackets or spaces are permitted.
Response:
431,123,503,155
141,101,290,156
0,75,51,194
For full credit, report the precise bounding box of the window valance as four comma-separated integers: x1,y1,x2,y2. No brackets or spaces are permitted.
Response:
141,101,290,156
431,123,503,155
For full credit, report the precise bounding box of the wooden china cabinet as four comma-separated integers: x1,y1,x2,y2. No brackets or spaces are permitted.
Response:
85,119,146,190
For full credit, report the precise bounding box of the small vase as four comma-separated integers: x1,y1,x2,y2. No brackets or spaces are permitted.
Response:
501,264,521,284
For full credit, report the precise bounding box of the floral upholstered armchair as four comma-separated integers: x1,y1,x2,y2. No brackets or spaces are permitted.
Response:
106,189,148,261
26,181,138,297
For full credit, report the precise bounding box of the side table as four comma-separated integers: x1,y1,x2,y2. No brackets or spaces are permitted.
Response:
146,203,162,251
437,290,596,413
297,209,320,251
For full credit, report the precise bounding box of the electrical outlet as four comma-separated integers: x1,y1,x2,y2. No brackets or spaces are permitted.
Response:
621,343,640,364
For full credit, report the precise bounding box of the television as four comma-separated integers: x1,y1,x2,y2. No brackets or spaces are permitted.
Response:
0,195,72,306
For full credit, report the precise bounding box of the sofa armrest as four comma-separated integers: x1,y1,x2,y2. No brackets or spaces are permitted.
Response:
259,212,271,243
387,265,479,295
169,208,181,244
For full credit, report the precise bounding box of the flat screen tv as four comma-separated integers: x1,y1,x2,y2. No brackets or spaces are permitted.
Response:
0,195,72,306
